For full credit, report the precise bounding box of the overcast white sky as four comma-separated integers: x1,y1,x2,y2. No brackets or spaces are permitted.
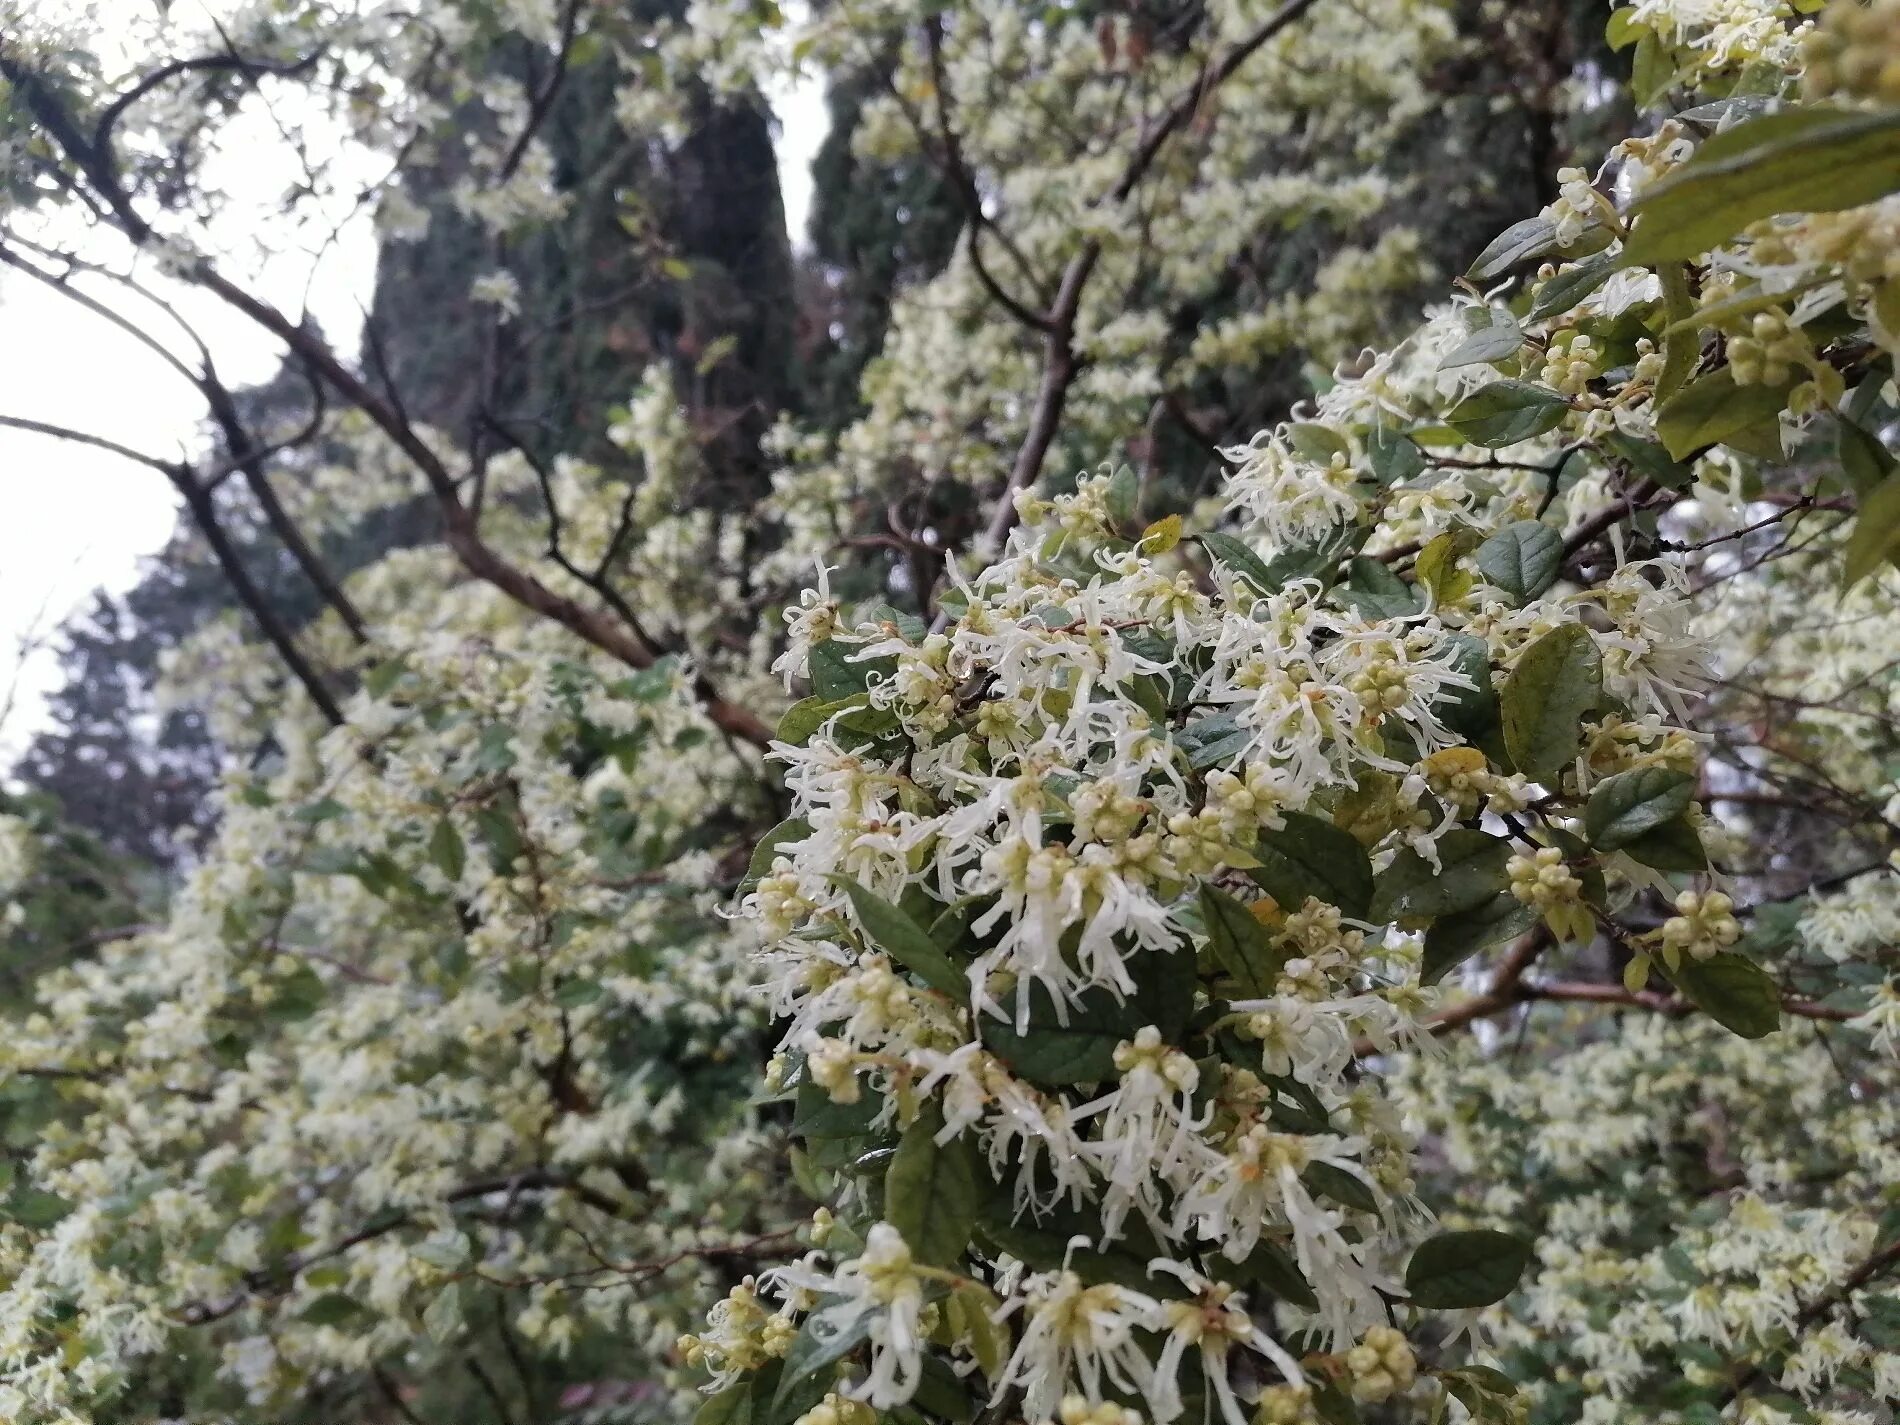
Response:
0,36,824,765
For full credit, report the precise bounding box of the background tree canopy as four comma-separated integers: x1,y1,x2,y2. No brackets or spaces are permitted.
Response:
0,0,1898,1423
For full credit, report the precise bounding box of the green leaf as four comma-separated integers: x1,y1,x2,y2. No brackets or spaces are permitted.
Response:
696,1383,754,1425
885,1103,982,1266
3,1189,70,1228
1585,767,1695,849
1405,1230,1535,1308
1501,625,1602,783
1438,315,1524,371
1845,470,1900,589
1366,426,1426,485
1604,431,1694,489
1175,713,1251,769
1836,415,1897,497
1415,529,1479,605
1669,952,1781,1038
1305,1161,1380,1215
809,640,894,702
423,1282,463,1344
777,693,871,746
1467,216,1558,281
912,1353,976,1424
978,1215,1158,1295
1620,815,1709,871
944,1281,1009,1380
1476,521,1563,604
983,947,1192,1085
1338,558,1424,621
792,1079,884,1139
740,817,810,895
1310,1377,1363,1425
1624,108,1900,265
427,818,465,882
553,978,602,1009
1447,382,1571,448
774,1307,873,1409
1288,422,1350,463
1251,811,1375,919
1422,893,1541,984
1233,1238,1318,1309
1527,250,1618,321
1106,464,1140,527
835,879,965,1000
1654,369,1794,461
1371,829,1512,923
410,1237,469,1270
1199,884,1285,996
300,1292,372,1327
1199,531,1278,595
1435,633,1500,741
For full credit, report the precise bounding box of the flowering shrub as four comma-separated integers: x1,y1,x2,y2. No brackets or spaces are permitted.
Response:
3,0,1900,1421
698,1,1900,1421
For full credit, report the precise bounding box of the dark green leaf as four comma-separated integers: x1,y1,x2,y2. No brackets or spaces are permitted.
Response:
1585,767,1695,849
835,879,966,1000
1527,250,1618,321
1422,893,1540,984
1621,815,1709,871
1604,431,1694,489
1371,829,1512,922
1435,633,1500,740
1338,558,1424,621
1199,531,1279,595
300,1292,372,1326
1669,952,1781,1038
809,640,895,702
1467,216,1558,281
695,1383,753,1425
1438,315,1524,371
912,1353,976,1424
792,1080,884,1139
1251,811,1374,919
1366,427,1426,485
1405,1230,1535,1308
1199,883,1284,996
1654,369,1795,461
1447,382,1571,448
1233,1238,1318,1309
427,818,465,882
1845,469,1900,589
1175,713,1252,769
1501,625,1602,783
1625,108,1900,265
1305,1161,1379,1214
885,1103,981,1266
983,947,1191,1085
1105,464,1140,527
740,818,811,895
1476,521,1563,604
774,1307,873,1409
778,693,871,746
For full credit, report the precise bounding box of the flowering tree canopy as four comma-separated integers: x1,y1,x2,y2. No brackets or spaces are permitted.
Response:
1,0,1899,1423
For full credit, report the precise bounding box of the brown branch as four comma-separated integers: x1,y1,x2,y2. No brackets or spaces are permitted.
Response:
963,0,1328,566
0,414,346,723
917,15,1052,333
2,48,773,748
1717,1236,1900,1406
497,0,584,182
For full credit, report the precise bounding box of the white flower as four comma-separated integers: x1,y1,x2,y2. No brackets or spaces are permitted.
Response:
470,269,522,319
